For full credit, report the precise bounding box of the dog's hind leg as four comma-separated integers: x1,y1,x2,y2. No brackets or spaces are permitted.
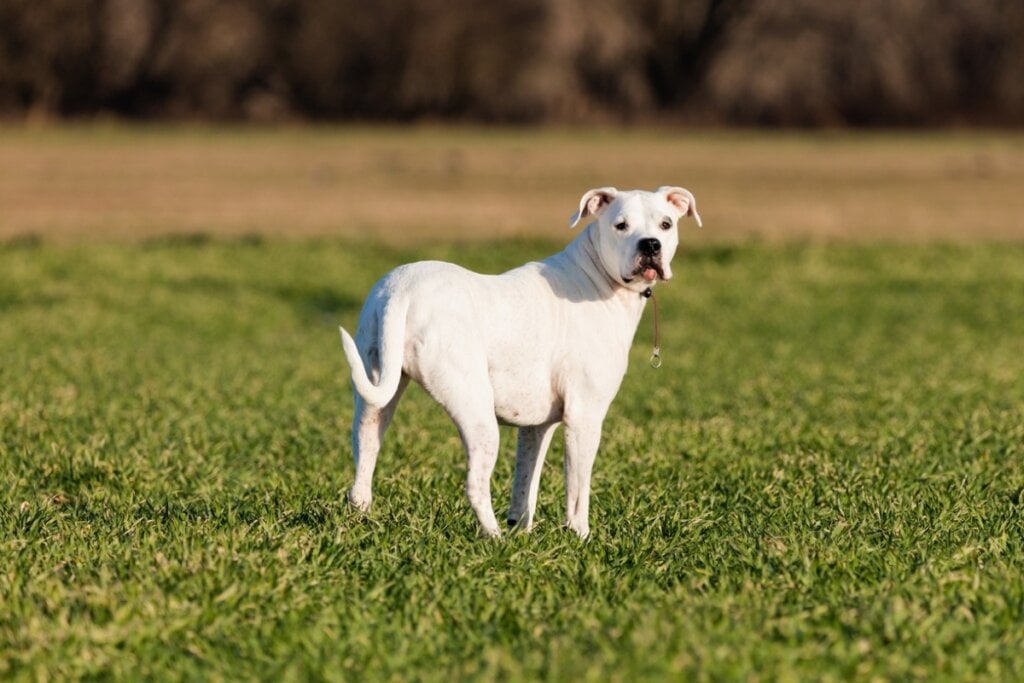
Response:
416,335,503,538
433,380,502,538
462,428,501,540
507,423,558,531
349,374,409,512
458,415,502,538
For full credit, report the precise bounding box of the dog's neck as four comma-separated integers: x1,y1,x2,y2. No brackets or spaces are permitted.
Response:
537,223,651,339
572,225,648,307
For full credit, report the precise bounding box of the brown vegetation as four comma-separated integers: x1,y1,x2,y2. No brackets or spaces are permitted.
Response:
1,0,1022,125
2,127,1022,242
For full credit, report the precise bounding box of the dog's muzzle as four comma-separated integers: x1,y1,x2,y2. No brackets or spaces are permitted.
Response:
638,238,661,257
625,238,664,283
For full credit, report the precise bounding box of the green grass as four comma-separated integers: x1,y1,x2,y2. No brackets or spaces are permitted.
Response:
1,237,1023,680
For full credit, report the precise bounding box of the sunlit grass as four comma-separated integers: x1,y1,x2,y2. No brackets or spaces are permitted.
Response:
1,237,1023,679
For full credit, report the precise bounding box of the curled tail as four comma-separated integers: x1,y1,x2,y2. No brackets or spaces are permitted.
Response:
338,298,408,408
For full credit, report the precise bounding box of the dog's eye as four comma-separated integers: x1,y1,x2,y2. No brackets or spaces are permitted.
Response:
614,221,628,231
660,219,673,230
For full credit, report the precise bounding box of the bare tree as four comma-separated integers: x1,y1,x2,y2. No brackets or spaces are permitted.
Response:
0,0,1021,124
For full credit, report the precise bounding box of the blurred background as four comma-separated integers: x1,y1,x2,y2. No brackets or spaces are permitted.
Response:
4,0,1024,126
1,0,1023,242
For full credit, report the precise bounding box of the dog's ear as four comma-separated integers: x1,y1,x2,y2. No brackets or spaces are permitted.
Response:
658,186,702,228
569,187,618,228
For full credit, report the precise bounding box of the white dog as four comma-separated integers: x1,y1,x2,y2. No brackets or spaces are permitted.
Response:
339,186,701,538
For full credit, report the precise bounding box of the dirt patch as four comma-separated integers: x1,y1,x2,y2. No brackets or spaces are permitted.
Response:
2,126,1023,243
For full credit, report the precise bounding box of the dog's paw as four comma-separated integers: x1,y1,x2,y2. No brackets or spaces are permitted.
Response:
479,524,503,539
566,520,590,540
347,488,372,513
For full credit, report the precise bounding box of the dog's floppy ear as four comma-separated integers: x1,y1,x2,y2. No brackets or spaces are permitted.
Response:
658,186,702,228
569,187,618,228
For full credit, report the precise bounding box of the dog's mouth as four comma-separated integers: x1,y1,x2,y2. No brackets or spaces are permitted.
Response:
623,257,664,284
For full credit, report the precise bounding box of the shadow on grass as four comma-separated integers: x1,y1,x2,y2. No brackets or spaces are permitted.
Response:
148,272,362,322
0,292,66,311
141,232,266,249
0,232,44,250
267,284,362,321
682,244,740,264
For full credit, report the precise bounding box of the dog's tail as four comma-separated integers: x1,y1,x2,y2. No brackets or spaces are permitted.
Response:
338,299,408,409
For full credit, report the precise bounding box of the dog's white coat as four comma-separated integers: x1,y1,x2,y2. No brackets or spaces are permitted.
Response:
339,187,701,538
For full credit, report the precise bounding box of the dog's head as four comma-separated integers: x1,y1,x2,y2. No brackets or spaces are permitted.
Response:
570,186,702,293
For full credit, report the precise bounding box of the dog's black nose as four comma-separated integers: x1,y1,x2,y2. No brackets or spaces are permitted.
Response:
639,238,661,256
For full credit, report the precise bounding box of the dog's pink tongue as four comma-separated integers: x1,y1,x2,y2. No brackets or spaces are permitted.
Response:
642,268,658,282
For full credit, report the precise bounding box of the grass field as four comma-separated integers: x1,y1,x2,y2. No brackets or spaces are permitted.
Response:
2,236,1023,680
1,128,1024,680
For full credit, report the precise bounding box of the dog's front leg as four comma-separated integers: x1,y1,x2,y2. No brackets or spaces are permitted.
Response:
507,423,559,531
563,421,602,539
